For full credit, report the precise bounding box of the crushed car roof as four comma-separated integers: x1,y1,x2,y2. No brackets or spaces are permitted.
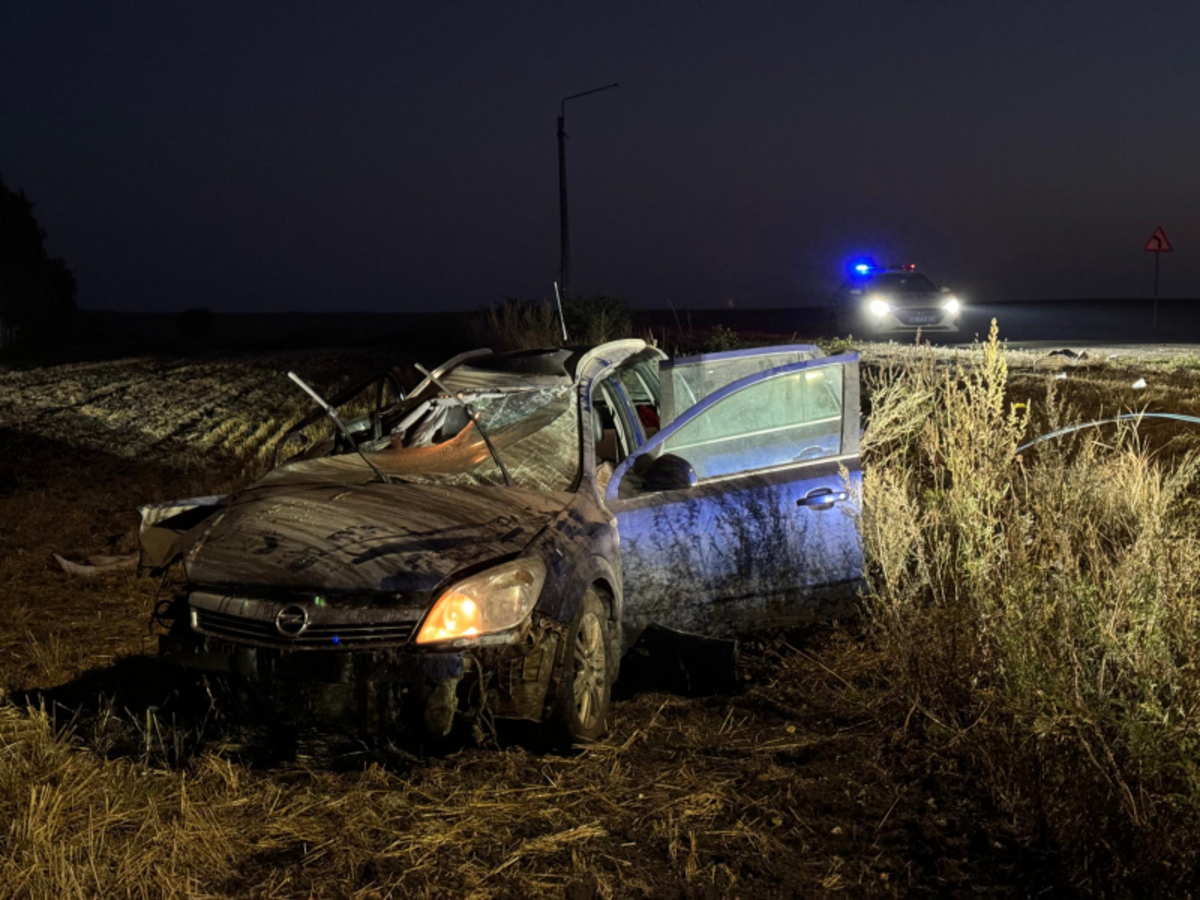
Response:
440,340,657,392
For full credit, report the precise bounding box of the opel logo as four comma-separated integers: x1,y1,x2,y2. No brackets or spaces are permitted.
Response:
275,604,310,638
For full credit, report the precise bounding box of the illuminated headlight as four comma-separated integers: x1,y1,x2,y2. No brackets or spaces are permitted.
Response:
416,557,546,645
867,296,891,317
942,296,961,314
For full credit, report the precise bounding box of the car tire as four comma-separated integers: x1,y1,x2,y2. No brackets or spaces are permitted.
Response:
547,587,611,745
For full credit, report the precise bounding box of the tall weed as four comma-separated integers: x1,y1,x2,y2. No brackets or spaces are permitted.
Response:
479,295,632,351
860,322,1200,891
479,298,565,350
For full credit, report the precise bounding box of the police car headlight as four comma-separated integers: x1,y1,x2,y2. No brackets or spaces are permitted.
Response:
867,296,890,317
942,296,961,314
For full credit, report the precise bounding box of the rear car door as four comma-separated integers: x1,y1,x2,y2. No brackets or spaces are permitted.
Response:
605,352,862,641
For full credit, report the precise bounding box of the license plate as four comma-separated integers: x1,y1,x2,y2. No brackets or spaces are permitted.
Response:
903,313,937,325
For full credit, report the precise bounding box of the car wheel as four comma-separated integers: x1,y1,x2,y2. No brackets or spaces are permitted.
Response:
548,587,611,744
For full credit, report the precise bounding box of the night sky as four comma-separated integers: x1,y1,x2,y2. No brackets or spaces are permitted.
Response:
3,1,1198,312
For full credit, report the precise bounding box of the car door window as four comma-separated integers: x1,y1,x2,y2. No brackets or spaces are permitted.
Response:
659,364,844,480
660,345,823,426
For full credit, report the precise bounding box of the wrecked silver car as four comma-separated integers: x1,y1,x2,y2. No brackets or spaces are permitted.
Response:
141,341,863,742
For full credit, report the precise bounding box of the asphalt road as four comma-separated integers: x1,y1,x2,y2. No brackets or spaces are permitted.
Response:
955,299,1198,344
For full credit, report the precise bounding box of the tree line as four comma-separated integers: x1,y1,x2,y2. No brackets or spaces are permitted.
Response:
0,176,76,353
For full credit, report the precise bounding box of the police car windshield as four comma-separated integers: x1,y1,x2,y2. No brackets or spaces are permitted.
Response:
869,273,937,292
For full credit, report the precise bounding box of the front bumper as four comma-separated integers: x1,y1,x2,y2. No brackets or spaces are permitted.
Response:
160,594,567,732
160,628,465,684
859,306,960,335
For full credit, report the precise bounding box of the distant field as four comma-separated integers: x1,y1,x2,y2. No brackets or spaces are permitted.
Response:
3,339,1200,896
0,350,404,477
53,298,1200,363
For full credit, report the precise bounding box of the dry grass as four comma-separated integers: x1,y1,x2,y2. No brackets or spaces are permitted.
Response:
0,665,896,899
479,299,566,351
0,615,1038,898
859,323,1200,893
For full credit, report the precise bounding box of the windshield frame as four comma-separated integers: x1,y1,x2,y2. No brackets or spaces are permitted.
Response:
866,272,939,293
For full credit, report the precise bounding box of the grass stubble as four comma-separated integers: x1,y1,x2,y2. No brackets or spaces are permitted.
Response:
2,330,1200,895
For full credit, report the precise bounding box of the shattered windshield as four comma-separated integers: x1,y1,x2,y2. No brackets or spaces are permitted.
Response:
868,273,938,293
359,385,580,492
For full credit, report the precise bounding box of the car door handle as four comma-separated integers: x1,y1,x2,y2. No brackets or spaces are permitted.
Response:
797,488,848,510
793,445,828,462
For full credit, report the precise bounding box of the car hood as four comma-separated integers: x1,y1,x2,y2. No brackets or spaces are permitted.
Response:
184,464,568,596
880,292,945,309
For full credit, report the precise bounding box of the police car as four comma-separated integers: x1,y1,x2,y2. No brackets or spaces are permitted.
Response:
827,261,961,337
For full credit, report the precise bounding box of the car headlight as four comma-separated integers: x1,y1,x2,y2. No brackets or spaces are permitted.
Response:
867,295,890,317
942,296,961,314
416,557,546,645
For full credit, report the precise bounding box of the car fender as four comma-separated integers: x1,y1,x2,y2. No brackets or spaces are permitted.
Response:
587,553,622,622
587,553,625,680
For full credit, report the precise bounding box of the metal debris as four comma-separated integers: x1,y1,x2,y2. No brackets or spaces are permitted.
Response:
1017,412,1200,453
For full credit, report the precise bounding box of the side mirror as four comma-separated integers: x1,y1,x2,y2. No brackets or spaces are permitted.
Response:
642,453,698,492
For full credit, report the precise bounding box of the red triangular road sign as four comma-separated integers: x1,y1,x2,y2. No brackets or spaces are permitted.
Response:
1145,226,1173,252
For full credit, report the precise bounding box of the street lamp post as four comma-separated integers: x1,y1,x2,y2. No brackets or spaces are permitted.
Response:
558,82,618,301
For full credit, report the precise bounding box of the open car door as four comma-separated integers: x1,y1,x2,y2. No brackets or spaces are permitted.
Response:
605,351,862,641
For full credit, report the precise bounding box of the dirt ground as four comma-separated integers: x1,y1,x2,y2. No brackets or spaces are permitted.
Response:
7,344,1185,897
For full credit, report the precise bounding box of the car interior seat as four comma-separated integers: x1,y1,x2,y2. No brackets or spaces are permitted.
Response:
593,401,621,464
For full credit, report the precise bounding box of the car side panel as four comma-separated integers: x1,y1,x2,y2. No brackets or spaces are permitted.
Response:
613,459,861,641
606,354,863,642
